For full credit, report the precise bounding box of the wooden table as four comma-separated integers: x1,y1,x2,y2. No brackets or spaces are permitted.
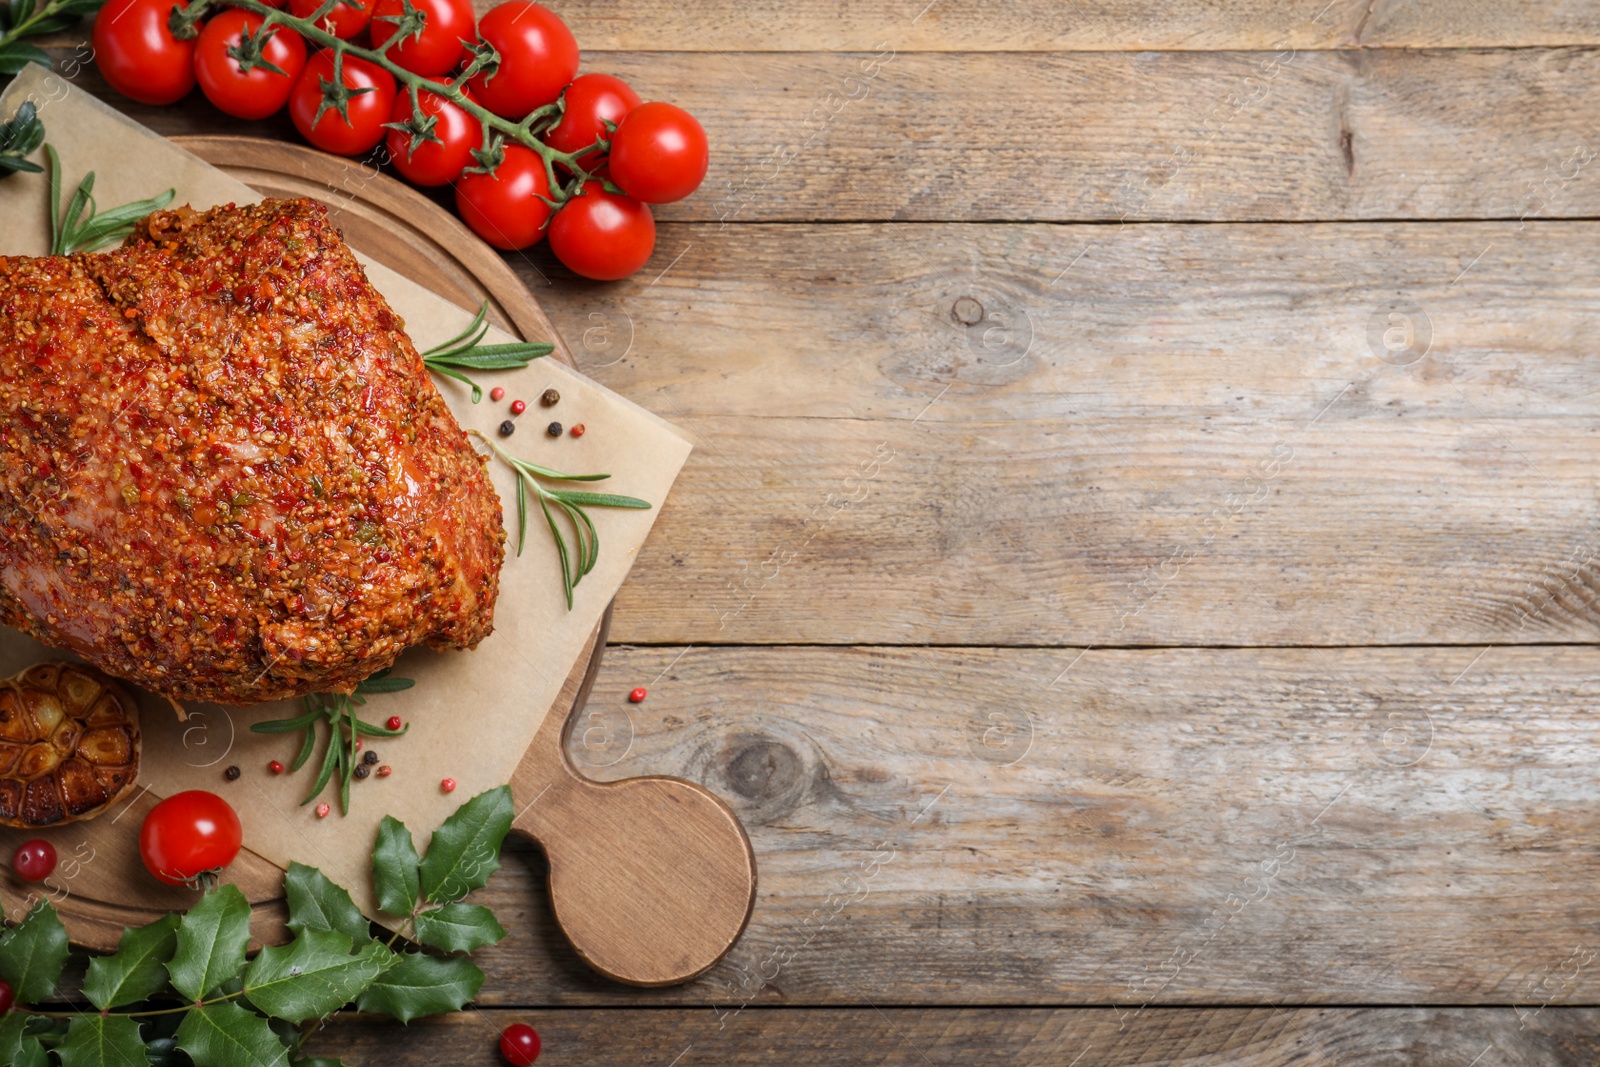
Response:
35,0,1600,1061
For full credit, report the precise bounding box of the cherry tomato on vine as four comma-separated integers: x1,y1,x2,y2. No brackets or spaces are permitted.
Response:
464,0,578,119
290,50,397,156
12,839,55,883
499,1023,541,1066
548,180,655,281
455,144,553,250
370,0,474,76
386,89,481,187
194,11,306,121
91,0,197,106
139,790,242,888
289,0,372,40
607,102,708,204
543,73,639,171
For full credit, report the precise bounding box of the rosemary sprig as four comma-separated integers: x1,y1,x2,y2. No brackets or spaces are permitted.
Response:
421,301,555,402
45,143,175,255
251,669,414,815
471,430,651,609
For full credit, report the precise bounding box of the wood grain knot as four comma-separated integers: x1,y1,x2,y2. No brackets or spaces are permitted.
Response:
951,296,985,326
718,736,815,824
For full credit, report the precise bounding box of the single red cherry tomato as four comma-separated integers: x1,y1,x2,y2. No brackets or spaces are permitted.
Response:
290,50,397,156
91,0,197,106
608,102,708,205
139,790,242,888
193,11,306,121
387,89,482,186
289,0,371,39
499,1023,541,1066
544,73,639,171
455,144,553,250
370,0,474,76
548,181,655,281
464,1,578,119
12,839,56,883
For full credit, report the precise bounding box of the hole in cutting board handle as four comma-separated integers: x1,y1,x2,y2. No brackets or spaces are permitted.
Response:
508,610,758,987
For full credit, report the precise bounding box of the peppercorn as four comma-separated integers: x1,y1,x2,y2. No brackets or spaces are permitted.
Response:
490,387,505,402
224,765,241,781
316,802,330,818
510,399,527,415
629,687,647,703
547,422,562,437
269,760,285,775
499,420,516,437
387,715,403,730
354,737,363,751
570,423,585,438
377,765,393,777
354,764,371,780
541,388,560,406
441,778,457,793
363,750,380,766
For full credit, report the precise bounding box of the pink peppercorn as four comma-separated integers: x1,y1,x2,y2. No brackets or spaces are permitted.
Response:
490,387,505,401
316,802,330,819
378,765,393,777
269,760,284,775
387,716,402,730
441,778,456,793
510,399,527,415
629,687,647,703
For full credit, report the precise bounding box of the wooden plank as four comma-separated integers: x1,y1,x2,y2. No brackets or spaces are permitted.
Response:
47,46,1600,223
419,646,1600,1005
523,0,1600,52
303,1007,1600,1065
511,220,1600,647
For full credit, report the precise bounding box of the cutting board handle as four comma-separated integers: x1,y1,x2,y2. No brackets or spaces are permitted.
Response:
509,626,756,986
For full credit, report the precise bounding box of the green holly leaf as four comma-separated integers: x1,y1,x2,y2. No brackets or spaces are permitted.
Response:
354,951,484,1023
168,884,252,1000
145,1036,185,1067
82,913,180,1010
177,1001,290,1067
244,929,396,1023
54,1014,148,1067
0,1013,28,1065
0,899,68,1004
412,904,507,953
372,815,420,917
13,1037,48,1067
284,862,369,943
418,785,514,904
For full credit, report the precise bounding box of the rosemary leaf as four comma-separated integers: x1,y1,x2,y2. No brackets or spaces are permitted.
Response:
421,300,550,401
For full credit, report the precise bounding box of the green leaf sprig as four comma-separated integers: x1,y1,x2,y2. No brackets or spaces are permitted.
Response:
0,99,42,175
45,144,175,255
0,0,101,79
250,670,414,816
0,786,516,1066
470,430,652,609
421,300,554,403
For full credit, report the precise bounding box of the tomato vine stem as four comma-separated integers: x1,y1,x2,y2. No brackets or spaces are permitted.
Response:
171,0,607,204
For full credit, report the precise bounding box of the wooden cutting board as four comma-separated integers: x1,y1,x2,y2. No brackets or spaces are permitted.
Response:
0,137,756,987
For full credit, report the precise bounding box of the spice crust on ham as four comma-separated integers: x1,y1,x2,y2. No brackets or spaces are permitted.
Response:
0,198,504,705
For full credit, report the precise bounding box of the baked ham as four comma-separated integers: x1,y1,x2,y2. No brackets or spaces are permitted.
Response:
0,198,504,705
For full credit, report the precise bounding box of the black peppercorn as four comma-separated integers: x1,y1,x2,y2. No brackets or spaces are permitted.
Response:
363,750,379,766
224,765,241,781
354,763,371,780
541,388,560,406
499,420,516,437
547,421,562,437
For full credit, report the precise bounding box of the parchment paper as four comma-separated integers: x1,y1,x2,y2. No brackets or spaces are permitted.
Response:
0,65,691,919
